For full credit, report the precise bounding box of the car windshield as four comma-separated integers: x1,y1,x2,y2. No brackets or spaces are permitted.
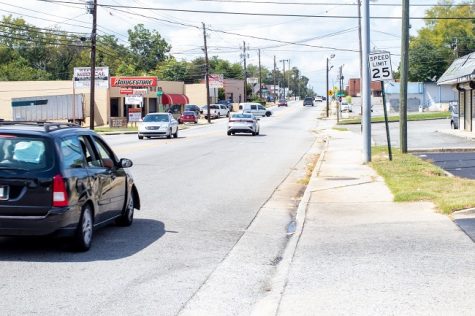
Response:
144,114,169,122
0,136,49,171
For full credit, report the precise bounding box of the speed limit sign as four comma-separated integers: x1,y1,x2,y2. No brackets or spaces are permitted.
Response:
369,51,393,81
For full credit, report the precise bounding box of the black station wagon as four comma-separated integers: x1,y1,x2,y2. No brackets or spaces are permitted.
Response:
0,122,140,251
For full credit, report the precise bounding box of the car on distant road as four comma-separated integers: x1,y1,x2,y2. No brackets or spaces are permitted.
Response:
315,96,323,102
303,97,314,107
218,99,234,112
340,101,353,112
138,112,179,139
201,104,229,119
178,111,198,124
0,121,140,251
239,102,272,117
227,112,260,136
278,99,288,107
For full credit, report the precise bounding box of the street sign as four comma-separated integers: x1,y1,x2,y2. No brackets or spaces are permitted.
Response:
128,108,142,122
328,90,334,96
369,51,393,81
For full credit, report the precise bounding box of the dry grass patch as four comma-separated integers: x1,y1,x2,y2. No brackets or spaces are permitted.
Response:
370,146,475,214
298,154,320,185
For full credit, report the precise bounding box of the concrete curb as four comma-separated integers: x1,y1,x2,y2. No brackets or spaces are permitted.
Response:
250,135,329,316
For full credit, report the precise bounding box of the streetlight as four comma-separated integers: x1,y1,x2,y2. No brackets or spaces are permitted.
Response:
326,54,335,117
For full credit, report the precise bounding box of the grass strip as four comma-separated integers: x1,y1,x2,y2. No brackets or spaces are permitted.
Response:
339,111,450,125
370,146,475,214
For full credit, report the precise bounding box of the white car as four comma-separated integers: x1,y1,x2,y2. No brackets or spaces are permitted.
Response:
340,102,353,112
201,104,229,119
138,112,179,139
227,112,260,136
238,102,272,117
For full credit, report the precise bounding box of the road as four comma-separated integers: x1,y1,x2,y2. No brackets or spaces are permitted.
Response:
0,101,323,315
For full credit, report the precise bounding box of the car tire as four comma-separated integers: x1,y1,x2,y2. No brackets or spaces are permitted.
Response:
227,131,231,136
117,194,134,226
256,130,260,135
173,128,178,138
138,135,143,140
73,204,93,251
266,112,271,117
167,129,172,139
252,132,256,136
146,136,151,139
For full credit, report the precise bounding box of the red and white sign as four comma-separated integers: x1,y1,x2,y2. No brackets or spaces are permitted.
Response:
120,89,133,95
128,108,142,122
111,76,157,87
209,74,224,88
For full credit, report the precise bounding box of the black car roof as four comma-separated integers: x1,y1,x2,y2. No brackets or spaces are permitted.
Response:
0,122,92,138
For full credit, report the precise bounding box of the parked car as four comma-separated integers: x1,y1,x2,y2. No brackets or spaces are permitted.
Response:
0,121,140,251
201,104,229,119
315,96,323,102
340,102,353,112
178,111,198,124
184,104,201,119
278,99,288,107
303,97,314,107
239,102,272,117
218,99,233,112
227,113,260,136
138,112,179,139
449,102,459,129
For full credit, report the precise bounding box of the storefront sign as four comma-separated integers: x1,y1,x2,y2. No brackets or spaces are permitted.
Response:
120,89,133,95
133,88,148,95
128,108,142,122
209,74,224,88
109,117,127,128
111,76,157,87
73,67,109,88
125,95,143,105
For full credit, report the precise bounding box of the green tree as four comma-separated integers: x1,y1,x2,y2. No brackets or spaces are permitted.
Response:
128,24,171,72
408,0,475,81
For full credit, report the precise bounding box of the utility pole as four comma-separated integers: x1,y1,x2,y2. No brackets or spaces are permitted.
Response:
326,54,335,117
358,0,363,116
203,23,211,123
362,0,371,163
273,55,276,100
288,59,291,98
87,0,97,130
280,59,288,99
400,0,409,153
258,49,262,100
242,41,248,102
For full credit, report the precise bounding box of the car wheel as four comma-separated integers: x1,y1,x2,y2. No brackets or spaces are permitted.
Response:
73,204,93,251
173,128,178,138
138,135,143,140
146,136,151,139
117,194,134,226
256,130,260,136
195,120,198,124
266,112,271,117
252,132,256,136
227,131,231,136
167,129,172,139
451,121,456,129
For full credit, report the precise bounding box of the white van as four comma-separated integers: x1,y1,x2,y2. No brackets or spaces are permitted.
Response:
238,102,272,117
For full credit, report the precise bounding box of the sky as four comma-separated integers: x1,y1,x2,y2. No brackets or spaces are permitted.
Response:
3,0,465,95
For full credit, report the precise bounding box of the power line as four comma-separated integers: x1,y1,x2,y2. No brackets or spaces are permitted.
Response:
194,0,474,7
31,0,475,20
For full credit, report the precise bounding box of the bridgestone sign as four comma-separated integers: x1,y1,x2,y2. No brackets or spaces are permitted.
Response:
110,76,158,87
369,51,393,81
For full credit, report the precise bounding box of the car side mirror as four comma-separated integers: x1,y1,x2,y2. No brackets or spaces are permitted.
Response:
119,158,133,168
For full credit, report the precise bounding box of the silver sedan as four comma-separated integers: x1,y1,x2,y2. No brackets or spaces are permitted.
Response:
227,113,260,136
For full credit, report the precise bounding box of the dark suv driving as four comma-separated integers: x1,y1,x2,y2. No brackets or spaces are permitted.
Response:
303,97,314,106
0,122,140,251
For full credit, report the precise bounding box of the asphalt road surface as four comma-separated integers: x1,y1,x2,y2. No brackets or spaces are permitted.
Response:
0,101,322,315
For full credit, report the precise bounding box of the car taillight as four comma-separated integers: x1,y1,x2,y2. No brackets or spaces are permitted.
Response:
53,174,68,207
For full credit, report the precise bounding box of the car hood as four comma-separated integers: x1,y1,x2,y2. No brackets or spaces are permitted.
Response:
139,121,170,128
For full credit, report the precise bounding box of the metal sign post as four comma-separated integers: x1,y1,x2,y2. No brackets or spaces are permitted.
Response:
369,51,393,161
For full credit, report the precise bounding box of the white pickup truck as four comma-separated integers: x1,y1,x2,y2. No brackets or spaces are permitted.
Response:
201,104,230,119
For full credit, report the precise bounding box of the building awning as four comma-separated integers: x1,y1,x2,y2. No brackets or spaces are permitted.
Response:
162,94,189,105
438,52,475,85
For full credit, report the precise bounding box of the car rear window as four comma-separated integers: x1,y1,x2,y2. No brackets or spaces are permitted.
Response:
183,111,195,115
305,98,313,101
0,135,50,171
232,114,252,119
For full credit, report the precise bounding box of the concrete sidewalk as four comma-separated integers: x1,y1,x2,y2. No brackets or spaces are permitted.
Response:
277,128,475,315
